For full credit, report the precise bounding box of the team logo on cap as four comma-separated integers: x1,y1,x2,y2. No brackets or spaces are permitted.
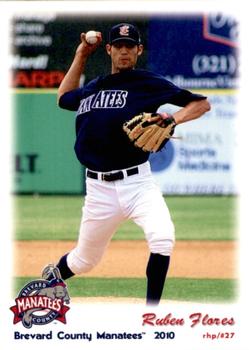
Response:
119,25,129,36
10,278,70,329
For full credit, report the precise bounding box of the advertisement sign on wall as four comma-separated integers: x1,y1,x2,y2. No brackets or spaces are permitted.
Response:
148,14,238,194
150,91,237,194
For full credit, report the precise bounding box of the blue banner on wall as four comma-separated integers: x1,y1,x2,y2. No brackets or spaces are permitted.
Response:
148,14,238,89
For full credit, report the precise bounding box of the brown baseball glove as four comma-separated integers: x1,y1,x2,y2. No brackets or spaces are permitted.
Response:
123,112,177,152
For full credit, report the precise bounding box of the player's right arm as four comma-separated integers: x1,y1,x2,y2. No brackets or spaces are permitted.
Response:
57,32,102,103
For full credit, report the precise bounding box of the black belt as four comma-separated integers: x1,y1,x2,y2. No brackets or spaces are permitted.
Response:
87,166,139,181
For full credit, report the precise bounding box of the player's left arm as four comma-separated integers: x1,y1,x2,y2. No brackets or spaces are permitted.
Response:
173,99,211,125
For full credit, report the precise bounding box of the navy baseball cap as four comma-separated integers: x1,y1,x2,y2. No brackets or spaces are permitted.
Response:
109,23,141,45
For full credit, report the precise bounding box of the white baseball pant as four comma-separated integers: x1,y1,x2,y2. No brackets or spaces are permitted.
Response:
67,161,175,274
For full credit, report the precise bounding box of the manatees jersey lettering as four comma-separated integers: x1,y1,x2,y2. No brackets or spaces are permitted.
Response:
59,69,206,172
78,90,128,114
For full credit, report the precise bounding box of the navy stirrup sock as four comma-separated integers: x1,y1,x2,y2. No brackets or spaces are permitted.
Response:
146,253,170,305
56,253,75,280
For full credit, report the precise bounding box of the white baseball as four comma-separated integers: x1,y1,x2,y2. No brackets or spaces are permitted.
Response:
85,30,98,45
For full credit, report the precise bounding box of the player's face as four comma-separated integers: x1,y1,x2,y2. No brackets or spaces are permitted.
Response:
106,41,143,73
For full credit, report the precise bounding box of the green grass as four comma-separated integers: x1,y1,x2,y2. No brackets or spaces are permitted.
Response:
14,195,237,241
14,276,238,303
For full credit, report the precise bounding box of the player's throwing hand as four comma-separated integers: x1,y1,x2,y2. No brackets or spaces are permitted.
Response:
75,31,102,57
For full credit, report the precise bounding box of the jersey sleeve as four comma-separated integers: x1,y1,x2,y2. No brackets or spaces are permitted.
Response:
168,88,207,107
147,72,207,108
58,76,101,111
58,88,83,111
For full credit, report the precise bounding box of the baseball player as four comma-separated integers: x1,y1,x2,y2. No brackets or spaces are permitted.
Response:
42,23,210,305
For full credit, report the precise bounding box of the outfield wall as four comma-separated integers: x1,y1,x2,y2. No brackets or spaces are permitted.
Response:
14,91,83,194
12,14,238,194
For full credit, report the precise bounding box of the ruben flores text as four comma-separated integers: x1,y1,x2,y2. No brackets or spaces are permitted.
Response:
142,313,235,327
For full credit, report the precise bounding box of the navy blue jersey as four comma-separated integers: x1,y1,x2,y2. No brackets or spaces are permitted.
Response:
59,69,206,171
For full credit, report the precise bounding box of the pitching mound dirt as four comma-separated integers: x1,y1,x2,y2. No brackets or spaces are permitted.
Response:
14,240,237,279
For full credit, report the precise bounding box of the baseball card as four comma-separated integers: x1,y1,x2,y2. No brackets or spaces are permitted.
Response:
0,1,248,349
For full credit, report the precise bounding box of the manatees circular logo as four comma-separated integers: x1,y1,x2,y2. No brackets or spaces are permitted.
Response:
10,278,70,329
